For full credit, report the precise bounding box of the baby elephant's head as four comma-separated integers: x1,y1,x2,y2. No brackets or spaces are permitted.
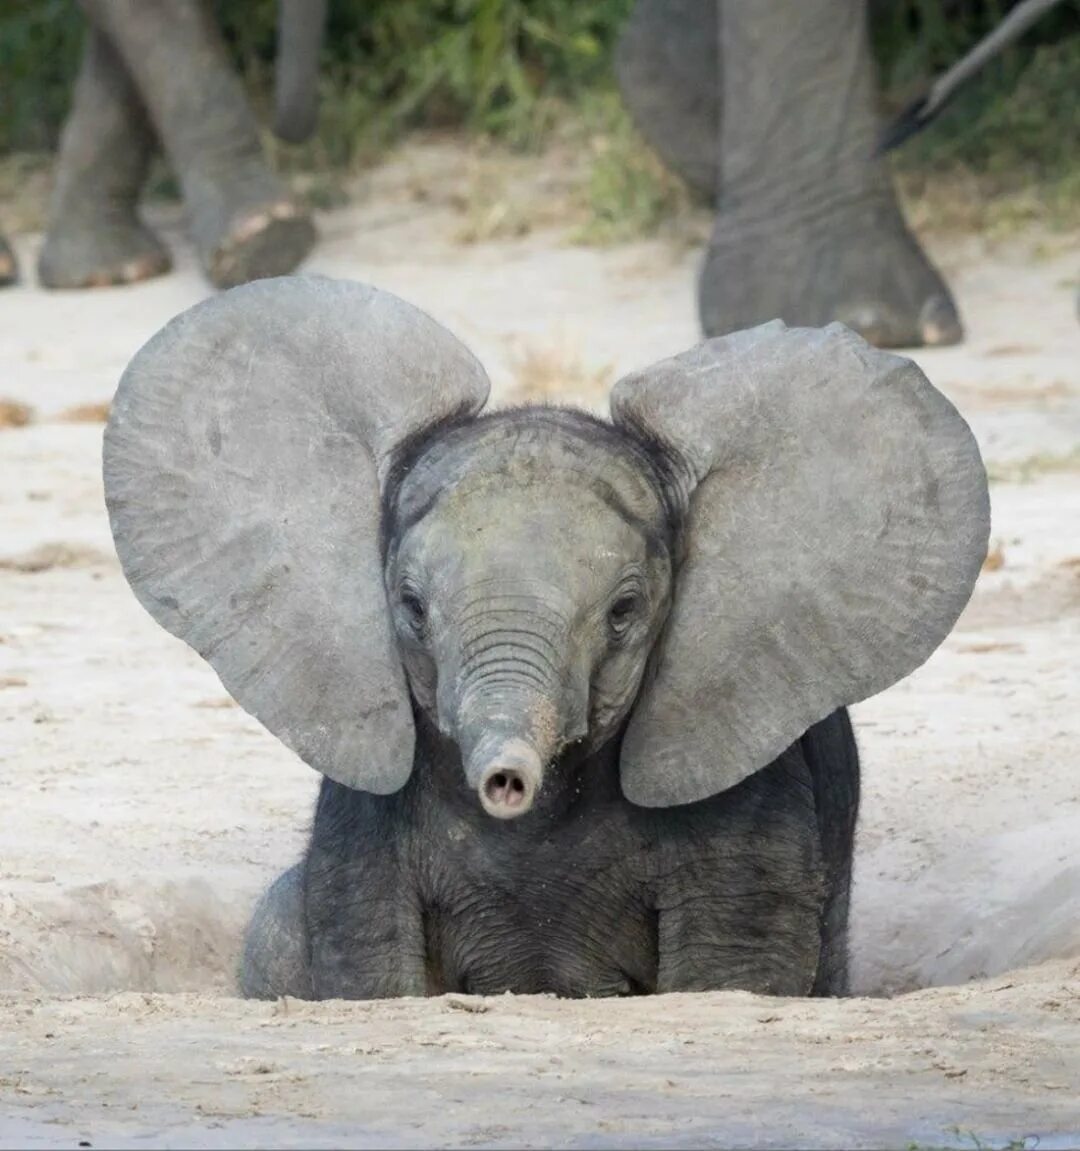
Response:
104,278,989,820
383,411,676,817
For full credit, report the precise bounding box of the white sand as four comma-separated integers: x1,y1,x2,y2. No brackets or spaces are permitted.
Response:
1,144,1079,1147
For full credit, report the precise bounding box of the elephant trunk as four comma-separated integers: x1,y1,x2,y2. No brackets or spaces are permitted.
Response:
460,718,551,820
273,0,327,144
443,604,586,820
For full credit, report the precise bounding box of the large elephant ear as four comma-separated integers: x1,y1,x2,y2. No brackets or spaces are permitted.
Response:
612,321,989,808
104,276,490,793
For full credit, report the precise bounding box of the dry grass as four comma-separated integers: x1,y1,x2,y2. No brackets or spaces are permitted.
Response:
947,379,1075,414
54,401,110,424
0,543,112,574
569,99,708,250
896,165,1080,242
503,339,614,405
982,539,1006,572
0,153,52,233
450,159,538,244
956,641,1025,655
986,445,1080,484
0,399,34,428
447,145,581,245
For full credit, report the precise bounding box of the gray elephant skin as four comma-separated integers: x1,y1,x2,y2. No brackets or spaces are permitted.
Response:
37,0,325,292
102,276,989,1001
0,232,16,286
617,0,966,348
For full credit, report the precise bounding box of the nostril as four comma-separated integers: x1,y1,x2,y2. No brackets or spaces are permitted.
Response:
480,766,534,816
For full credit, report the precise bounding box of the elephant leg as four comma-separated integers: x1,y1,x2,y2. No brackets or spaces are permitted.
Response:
79,0,315,289
239,863,313,1000
0,233,17,286
38,29,171,290
801,710,860,997
655,758,826,996
699,0,962,348
614,0,719,199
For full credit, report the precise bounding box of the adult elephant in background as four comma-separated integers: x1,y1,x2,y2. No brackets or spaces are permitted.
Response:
617,0,964,348
0,233,15,286
39,0,326,291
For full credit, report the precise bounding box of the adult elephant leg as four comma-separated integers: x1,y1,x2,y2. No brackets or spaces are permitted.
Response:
79,0,315,289
0,233,16,286
38,28,171,290
615,0,719,199
700,0,962,348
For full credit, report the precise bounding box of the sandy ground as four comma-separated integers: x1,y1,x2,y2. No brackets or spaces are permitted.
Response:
1,143,1079,1147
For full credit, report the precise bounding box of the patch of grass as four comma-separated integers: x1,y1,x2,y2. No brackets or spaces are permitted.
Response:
889,27,1080,236
503,338,614,404
450,149,546,244
569,93,706,247
0,399,34,429
0,542,112,574
0,0,83,155
907,1132,1036,1151
253,0,635,177
897,163,1080,239
986,444,1080,483
54,401,110,424
982,539,1006,570
0,151,52,232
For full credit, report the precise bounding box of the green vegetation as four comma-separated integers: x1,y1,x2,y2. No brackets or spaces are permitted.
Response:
569,91,703,246
0,0,1077,240
906,1131,1034,1151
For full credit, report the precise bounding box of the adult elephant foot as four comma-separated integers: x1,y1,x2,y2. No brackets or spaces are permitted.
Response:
0,234,17,286
203,201,315,291
710,0,963,348
189,163,316,290
39,217,171,291
618,0,963,348
700,197,962,348
81,0,315,291
39,27,171,290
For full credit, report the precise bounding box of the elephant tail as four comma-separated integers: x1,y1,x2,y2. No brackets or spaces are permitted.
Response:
273,0,327,144
878,0,1065,153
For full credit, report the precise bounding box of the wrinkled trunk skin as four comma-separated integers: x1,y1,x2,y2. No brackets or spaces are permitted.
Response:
617,0,962,348
76,0,315,288
437,601,588,815
274,0,327,144
38,28,171,290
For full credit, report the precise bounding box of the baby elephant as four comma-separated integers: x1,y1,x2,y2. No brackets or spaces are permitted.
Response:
103,277,988,1000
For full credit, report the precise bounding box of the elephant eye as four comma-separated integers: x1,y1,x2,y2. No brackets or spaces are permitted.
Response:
399,588,427,632
608,591,643,638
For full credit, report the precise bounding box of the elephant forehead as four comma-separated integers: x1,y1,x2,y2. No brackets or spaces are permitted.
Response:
416,479,654,580
390,411,669,538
